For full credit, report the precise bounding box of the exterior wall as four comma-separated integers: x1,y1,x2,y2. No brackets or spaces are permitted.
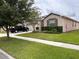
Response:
62,19,73,32
43,14,79,32
35,21,42,32
62,18,79,32
76,23,79,29
43,14,63,27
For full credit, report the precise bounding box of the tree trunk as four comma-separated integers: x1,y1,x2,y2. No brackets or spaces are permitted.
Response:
6,26,10,38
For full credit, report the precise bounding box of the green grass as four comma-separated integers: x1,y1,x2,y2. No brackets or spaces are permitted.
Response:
0,37,79,59
18,30,79,45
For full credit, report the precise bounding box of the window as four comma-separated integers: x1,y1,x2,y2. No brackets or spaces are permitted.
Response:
75,23,76,27
72,22,74,27
47,18,57,27
72,22,76,27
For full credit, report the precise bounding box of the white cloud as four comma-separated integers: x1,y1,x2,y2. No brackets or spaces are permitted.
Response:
34,0,79,20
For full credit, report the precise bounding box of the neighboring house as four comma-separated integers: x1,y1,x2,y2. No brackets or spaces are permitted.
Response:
23,20,41,31
41,13,79,32
0,28,5,33
22,22,33,31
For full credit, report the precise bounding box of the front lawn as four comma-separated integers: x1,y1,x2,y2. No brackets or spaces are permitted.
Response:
0,37,79,59
18,30,79,45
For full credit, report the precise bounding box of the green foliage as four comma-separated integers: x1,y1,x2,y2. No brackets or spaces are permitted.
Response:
0,0,39,37
0,0,37,27
0,0,4,6
5,0,18,6
0,0,19,26
41,26,63,33
18,0,34,20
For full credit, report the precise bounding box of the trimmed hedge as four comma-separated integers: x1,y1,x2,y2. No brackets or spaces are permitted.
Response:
41,26,63,33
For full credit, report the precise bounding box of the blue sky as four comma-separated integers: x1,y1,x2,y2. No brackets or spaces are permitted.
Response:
34,0,79,21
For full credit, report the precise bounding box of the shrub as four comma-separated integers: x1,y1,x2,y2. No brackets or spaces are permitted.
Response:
41,26,63,33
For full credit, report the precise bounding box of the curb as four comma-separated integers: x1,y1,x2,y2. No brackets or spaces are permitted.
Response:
0,49,15,59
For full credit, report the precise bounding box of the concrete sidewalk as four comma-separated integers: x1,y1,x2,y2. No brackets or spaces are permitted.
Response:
12,36,79,51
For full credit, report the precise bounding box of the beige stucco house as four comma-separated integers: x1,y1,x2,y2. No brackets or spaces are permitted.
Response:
1,13,79,33
40,13,79,32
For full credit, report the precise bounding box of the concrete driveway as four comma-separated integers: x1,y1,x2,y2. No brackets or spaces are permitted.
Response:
0,31,32,37
0,33,6,37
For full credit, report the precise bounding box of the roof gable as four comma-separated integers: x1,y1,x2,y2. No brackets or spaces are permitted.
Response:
42,13,79,23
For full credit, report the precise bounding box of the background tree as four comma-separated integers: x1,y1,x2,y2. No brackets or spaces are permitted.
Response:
17,0,41,32
27,7,41,32
0,0,40,38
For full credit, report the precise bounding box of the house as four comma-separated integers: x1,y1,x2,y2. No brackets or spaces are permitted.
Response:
22,20,41,31
40,13,79,32
0,28,5,33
